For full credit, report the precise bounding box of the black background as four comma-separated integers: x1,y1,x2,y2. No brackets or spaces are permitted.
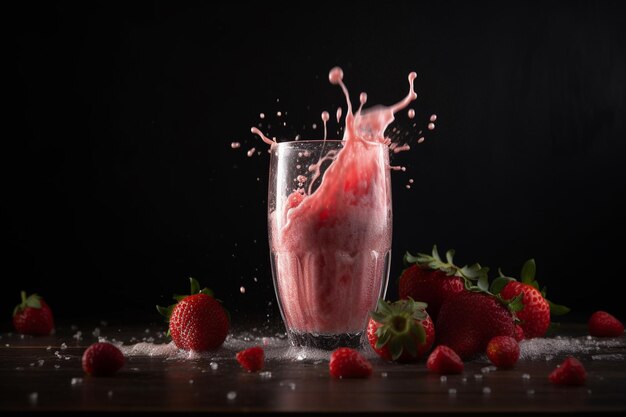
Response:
5,1,626,328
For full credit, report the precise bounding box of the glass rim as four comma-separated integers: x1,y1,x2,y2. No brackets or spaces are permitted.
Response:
271,139,387,146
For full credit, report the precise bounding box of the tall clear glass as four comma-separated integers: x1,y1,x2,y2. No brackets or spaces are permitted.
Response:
268,140,392,349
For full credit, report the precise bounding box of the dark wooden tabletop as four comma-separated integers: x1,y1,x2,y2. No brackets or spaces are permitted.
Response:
1,323,625,414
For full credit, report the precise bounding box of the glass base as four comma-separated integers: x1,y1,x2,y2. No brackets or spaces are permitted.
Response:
287,331,363,350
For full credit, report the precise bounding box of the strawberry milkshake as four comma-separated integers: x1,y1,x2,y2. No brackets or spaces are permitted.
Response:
256,67,417,348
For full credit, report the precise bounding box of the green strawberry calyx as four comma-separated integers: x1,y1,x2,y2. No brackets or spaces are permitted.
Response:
156,278,222,336
370,298,428,361
13,291,43,316
490,259,570,316
404,245,490,290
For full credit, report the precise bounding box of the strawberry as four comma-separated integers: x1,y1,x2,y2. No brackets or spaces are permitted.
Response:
493,259,569,338
329,348,372,378
12,291,54,336
549,357,586,386
236,346,265,372
514,324,525,341
367,298,435,362
486,336,520,369
399,246,488,322
588,311,624,337
426,345,464,374
436,291,517,360
82,342,125,376
157,278,229,351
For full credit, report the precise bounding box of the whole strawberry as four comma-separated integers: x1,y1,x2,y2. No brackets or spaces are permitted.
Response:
157,278,229,351
399,246,488,322
236,346,264,372
436,291,517,360
329,348,372,379
549,357,586,386
426,345,464,374
13,291,55,336
588,311,624,337
493,259,569,338
367,298,435,362
486,336,520,369
82,342,125,376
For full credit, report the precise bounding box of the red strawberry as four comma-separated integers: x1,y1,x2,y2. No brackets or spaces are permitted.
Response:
236,346,264,372
486,336,520,369
588,311,624,337
82,342,125,376
426,345,464,374
157,278,229,351
329,348,372,378
494,259,569,338
514,325,525,341
12,291,55,336
549,357,586,386
399,246,488,321
436,291,516,360
367,298,435,362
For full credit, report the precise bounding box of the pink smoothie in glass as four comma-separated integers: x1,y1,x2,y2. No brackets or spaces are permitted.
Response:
258,67,417,338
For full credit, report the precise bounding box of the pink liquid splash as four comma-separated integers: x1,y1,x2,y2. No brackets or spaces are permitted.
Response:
254,67,419,341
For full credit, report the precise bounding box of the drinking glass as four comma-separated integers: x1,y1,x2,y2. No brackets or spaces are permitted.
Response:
268,140,392,349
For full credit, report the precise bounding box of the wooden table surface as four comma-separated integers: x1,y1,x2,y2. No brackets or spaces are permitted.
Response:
1,322,625,414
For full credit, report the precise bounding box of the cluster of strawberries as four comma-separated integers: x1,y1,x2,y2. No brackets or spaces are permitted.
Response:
11,249,624,383
324,246,623,385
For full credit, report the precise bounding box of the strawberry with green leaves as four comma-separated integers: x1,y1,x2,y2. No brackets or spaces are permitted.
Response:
367,298,435,362
13,291,55,336
157,278,229,351
491,259,569,338
399,245,489,321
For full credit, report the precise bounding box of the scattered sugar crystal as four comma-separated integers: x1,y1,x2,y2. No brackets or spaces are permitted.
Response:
29,392,38,405
54,365,60,369
131,367,140,371
100,320,108,327
16,366,24,371
20,334,25,339
227,391,237,401
92,328,101,337
38,360,44,366
482,387,491,395
440,376,447,383
527,389,535,396
5,344,9,347
592,354,624,360
296,354,306,361
522,373,531,380
210,362,219,371
474,374,483,381
448,388,457,396
240,286,246,294
71,377,83,386
587,389,592,395
30,362,35,367
461,377,468,384
587,335,593,340
520,336,623,360
145,329,150,334
189,379,194,384
73,331,82,341
259,371,272,379
381,372,388,378
46,346,52,351
71,325,78,331
108,391,114,398
60,343,67,350
481,367,491,374
487,366,497,371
